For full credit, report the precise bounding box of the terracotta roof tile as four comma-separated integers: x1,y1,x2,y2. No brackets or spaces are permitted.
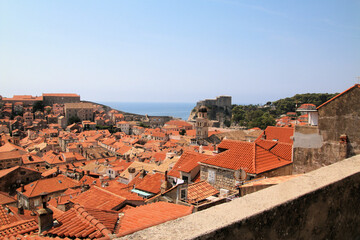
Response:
0,192,16,205
134,173,164,195
201,139,292,174
116,202,193,237
45,204,117,239
187,181,219,204
168,152,208,178
0,219,38,238
70,186,126,211
17,175,80,198
256,126,294,144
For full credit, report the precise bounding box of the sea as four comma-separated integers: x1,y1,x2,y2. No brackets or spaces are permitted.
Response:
99,102,195,120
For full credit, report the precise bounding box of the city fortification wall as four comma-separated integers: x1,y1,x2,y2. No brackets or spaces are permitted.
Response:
119,155,360,240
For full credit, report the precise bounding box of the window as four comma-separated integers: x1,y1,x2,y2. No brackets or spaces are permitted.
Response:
182,175,189,183
34,199,40,207
208,169,216,184
180,189,187,200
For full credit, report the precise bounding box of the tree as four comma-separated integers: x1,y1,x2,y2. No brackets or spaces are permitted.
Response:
179,129,186,135
33,101,44,113
68,116,81,125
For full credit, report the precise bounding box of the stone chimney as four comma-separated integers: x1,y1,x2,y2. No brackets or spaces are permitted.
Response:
37,193,53,233
20,184,25,193
18,205,24,215
160,171,172,194
128,167,136,182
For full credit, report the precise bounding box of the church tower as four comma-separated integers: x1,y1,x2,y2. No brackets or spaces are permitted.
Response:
196,106,209,140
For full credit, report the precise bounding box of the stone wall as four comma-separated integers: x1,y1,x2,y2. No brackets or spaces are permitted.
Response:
257,164,293,178
200,165,236,190
120,155,360,240
0,167,41,193
293,125,348,173
318,86,360,155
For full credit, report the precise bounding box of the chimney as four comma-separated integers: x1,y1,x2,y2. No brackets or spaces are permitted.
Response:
20,184,25,193
128,167,136,182
18,205,24,215
262,130,266,140
160,171,171,194
37,193,53,233
139,169,146,179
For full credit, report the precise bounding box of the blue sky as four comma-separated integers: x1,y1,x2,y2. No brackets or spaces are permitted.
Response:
1,0,359,104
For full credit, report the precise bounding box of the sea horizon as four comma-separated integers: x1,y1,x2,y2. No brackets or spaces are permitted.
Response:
99,102,195,120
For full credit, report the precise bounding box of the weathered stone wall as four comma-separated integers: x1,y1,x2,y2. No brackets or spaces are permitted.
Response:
239,184,274,197
200,165,236,190
121,155,360,240
0,167,41,193
318,86,360,156
257,164,293,178
293,125,349,173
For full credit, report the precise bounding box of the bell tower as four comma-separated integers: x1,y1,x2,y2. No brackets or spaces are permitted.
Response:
196,106,209,140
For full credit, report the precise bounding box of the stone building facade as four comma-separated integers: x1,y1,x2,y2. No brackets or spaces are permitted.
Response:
0,151,24,170
293,84,360,173
64,102,94,123
42,93,80,106
0,166,41,193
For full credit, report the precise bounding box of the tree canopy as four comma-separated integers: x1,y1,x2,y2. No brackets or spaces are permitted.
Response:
232,92,338,129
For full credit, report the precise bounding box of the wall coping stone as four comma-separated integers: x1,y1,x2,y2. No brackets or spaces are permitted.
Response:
118,155,360,240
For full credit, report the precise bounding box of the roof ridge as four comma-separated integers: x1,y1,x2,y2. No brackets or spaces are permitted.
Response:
93,185,127,200
27,179,39,197
255,143,288,161
73,204,113,236
317,84,360,109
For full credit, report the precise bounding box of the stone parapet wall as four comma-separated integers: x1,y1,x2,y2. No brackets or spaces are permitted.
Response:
120,155,360,240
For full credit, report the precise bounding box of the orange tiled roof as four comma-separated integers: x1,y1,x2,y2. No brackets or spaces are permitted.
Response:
21,154,45,165
41,168,58,178
134,173,164,194
116,202,193,237
187,181,219,204
44,204,117,239
168,152,208,178
0,192,16,205
102,185,144,201
201,139,292,174
256,126,294,144
116,145,132,155
0,219,38,238
70,186,126,211
297,103,316,110
0,142,27,153
17,175,80,198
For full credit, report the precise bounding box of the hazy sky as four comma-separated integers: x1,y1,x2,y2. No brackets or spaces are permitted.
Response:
1,1,359,104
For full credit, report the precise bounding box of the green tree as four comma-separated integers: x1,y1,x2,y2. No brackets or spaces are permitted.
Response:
68,116,81,125
179,129,186,135
33,101,44,113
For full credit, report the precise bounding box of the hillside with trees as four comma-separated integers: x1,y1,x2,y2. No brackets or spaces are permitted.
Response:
232,93,338,129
